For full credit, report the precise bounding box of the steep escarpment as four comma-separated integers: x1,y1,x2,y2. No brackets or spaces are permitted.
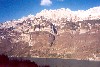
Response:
0,7,100,60
0,30,55,57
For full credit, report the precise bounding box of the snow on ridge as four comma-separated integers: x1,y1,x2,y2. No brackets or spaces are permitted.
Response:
1,6,100,29
18,14,35,21
3,6,100,23
36,6,100,21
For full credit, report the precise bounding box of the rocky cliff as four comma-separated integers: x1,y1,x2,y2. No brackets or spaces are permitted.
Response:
0,7,100,60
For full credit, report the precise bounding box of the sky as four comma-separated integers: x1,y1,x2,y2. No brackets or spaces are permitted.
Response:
0,0,100,22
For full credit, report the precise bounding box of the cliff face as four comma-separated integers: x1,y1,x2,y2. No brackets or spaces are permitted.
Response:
1,7,100,60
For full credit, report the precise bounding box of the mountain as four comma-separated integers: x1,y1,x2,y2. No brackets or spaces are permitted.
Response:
0,6,100,60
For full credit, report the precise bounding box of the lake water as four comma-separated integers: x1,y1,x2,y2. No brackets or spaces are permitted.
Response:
9,57,100,67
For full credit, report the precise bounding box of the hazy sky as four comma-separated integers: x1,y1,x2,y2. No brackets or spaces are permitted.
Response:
0,0,100,22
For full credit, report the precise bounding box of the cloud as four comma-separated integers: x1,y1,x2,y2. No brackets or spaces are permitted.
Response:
40,0,52,6
57,0,64,2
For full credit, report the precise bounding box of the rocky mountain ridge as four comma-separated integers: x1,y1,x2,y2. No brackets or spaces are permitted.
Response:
0,7,100,60
1,7,100,34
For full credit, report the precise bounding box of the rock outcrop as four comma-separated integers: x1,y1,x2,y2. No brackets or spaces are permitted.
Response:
0,7,100,60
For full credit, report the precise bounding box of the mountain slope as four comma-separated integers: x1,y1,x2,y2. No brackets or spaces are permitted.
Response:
0,7,100,60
